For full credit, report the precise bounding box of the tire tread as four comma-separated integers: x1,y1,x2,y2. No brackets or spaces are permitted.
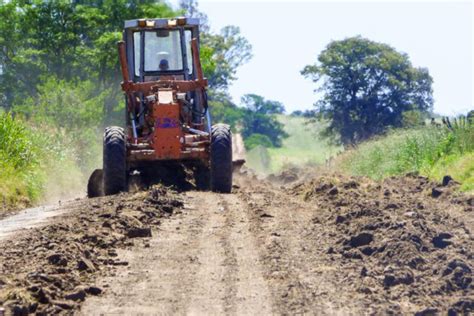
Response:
103,126,127,195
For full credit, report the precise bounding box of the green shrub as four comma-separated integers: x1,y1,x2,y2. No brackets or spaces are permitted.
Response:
402,110,426,128
0,113,43,207
0,78,109,210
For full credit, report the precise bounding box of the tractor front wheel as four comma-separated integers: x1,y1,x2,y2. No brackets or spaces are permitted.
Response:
103,126,127,195
210,124,232,193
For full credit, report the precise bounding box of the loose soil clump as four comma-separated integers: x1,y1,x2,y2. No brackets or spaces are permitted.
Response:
0,186,182,314
290,174,473,314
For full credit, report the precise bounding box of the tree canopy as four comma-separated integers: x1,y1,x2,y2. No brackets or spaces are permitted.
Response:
301,36,433,146
180,0,252,91
240,94,287,148
0,0,177,109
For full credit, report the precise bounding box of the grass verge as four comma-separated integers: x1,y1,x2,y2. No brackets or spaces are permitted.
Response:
337,124,473,193
0,112,100,212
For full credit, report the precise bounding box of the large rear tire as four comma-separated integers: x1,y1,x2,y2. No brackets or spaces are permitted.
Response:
103,126,127,195
210,124,232,193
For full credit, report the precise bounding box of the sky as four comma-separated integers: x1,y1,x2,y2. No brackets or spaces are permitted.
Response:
170,0,473,115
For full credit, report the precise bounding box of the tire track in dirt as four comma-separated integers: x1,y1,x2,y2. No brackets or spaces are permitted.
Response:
219,193,273,315
184,192,235,315
80,190,273,315
80,200,205,315
237,179,367,314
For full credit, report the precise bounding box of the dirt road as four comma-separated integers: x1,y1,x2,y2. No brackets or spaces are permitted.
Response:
0,172,472,315
80,190,274,315
79,178,365,315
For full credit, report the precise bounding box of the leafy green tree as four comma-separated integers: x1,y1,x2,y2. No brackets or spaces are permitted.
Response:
241,94,288,147
301,36,433,146
0,0,177,114
201,26,252,90
241,94,285,115
13,78,108,170
467,110,474,124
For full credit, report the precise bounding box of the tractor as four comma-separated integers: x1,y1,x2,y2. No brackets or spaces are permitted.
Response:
87,17,233,197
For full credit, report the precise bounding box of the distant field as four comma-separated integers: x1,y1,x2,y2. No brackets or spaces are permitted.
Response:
245,115,342,174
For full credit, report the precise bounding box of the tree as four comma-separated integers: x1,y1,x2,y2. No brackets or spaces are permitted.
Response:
179,0,252,91
241,94,288,147
0,0,177,114
301,36,433,146
467,110,474,124
201,26,252,91
241,94,285,115
179,0,210,32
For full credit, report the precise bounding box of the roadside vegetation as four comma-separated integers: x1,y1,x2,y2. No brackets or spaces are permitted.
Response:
0,112,86,210
298,36,473,192
0,112,40,209
337,118,474,192
249,114,473,193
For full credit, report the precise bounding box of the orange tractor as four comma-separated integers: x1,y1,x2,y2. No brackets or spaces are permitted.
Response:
88,17,233,197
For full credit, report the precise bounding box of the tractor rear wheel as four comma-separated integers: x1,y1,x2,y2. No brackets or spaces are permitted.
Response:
103,126,127,195
210,124,232,193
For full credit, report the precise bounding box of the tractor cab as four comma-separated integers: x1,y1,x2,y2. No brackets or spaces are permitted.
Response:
123,18,199,83
121,17,209,144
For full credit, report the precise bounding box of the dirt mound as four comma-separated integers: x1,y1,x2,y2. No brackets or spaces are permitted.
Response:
267,167,300,184
290,174,473,314
266,165,322,185
0,186,182,314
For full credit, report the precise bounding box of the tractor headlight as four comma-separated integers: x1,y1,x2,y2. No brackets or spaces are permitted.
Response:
167,17,186,27
138,19,155,27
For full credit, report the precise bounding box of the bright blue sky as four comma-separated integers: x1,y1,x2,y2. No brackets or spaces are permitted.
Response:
170,0,473,115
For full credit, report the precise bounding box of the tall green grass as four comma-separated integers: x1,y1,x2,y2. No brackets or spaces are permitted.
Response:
0,113,42,208
0,111,99,211
338,123,474,192
0,78,120,211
